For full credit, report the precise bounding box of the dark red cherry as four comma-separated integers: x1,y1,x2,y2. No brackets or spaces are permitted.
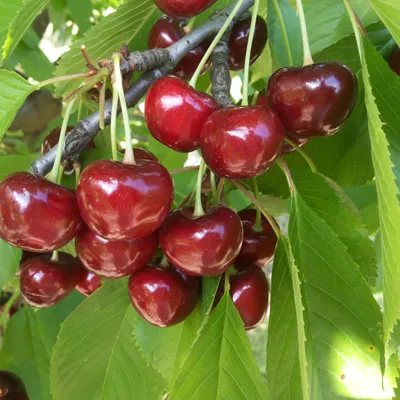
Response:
159,206,243,276
0,371,29,400
20,253,80,308
148,16,210,79
154,0,217,18
133,147,159,162
145,76,219,152
228,16,268,71
76,224,158,278
75,261,102,296
77,159,173,240
0,173,82,252
128,263,200,327
389,48,400,76
267,62,357,138
236,209,277,268
200,106,285,179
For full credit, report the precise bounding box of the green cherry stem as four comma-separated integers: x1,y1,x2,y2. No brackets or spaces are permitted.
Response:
35,72,93,89
0,288,20,329
242,0,260,106
296,0,313,65
113,53,136,165
74,161,81,188
186,16,197,32
210,171,217,201
189,0,246,88
193,159,207,217
51,250,59,262
77,95,84,122
271,0,293,66
48,98,76,183
99,80,107,130
215,177,225,205
284,137,317,173
277,156,296,192
110,84,119,161
252,178,263,232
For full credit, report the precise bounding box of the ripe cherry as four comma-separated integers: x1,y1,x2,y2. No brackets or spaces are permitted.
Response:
133,147,159,162
0,371,29,400
76,224,158,278
154,0,217,18
148,16,210,79
228,16,268,71
77,159,173,240
0,173,82,252
20,252,80,308
200,106,285,179
159,206,243,276
389,48,400,75
128,262,200,327
145,76,219,152
75,262,102,296
267,62,357,138
235,209,277,268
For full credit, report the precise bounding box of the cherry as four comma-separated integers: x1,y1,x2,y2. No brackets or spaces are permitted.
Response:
389,48,400,76
154,0,217,18
145,76,219,152
128,262,200,327
267,62,357,138
133,147,159,162
159,206,243,276
0,371,29,400
77,159,173,240
148,16,210,79
0,173,82,252
20,252,80,308
228,16,268,71
75,262,102,296
200,105,285,179
76,224,158,278
235,209,277,268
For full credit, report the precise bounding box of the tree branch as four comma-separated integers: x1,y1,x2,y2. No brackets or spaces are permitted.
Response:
30,0,254,177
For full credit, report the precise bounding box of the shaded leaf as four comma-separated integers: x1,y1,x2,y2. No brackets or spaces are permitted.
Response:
369,0,400,46
0,240,21,289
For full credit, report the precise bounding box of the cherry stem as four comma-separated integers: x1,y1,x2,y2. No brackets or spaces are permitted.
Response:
215,177,225,205
81,44,96,69
189,0,246,88
74,162,81,187
110,84,119,161
48,98,76,183
224,270,230,294
242,0,260,106
186,16,197,32
169,166,200,174
160,255,169,268
194,159,206,217
210,171,217,201
57,164,65,185
271,0,293,66
251,90,260,105
35,73,92,89
230,179,281,237
252,178,263,232
277,156,296,192
77,95,84,121
0,288,20,328
284,137,317,173
99,81,107,130
295,0,313,66
51,250,59,262
113,53,136,165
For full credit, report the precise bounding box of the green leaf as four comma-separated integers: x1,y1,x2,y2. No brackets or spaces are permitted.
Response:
0,70,33,140
0,240,21,289
51,279,164,400
0,155,40,181
67,0,93,34
169,293,269,400
2,0,51,64
0,293,82,400
369,0,400,46
54,0,161,97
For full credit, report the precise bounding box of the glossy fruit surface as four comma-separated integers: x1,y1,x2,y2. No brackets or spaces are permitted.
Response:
228,16,267,71
154,0,216,18
128,263,200,327
236,209,277,268
75,262,102,296
145,76,219,152
148,16,210,79
0,173,82,252
76,224,158,278
133,147,159,162
0,371,29,400
389,48,400,75
20,253,80,308
159,206,243,276
267,62,357,138
77,159,173,240
200,106,285,179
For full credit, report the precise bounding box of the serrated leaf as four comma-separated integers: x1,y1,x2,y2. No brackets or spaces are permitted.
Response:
0,155,44,180
0,239,21,289
54,0,161,97
0,293,82,400
169,293,269,400
0,0,23,64
67,0,93,34
369,0,400,46
51,279,164,400
0,70,33,140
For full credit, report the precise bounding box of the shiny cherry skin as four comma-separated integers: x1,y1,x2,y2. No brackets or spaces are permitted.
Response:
159,206,243,276
148,16,210,79
75,261,102,296
200,106,285,179
145,76,219,152
0,371,29,400
154,0,216,18
128,263,200,327
389,48,400,75
133,147,159,162
267,62,357,138
20,252,80,308
77,159,174,240
76,224,158,278
0,173,82,252
235,209,277,268
228,16,268,71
